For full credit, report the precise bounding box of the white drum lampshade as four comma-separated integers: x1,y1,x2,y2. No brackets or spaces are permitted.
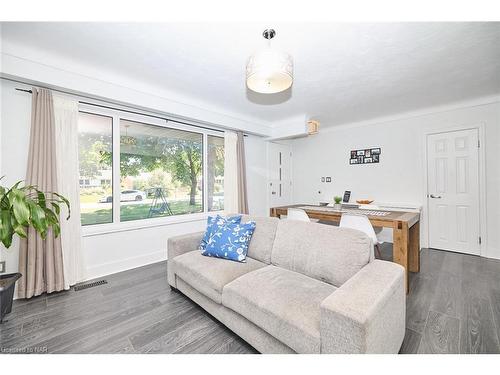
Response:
246,29,293,94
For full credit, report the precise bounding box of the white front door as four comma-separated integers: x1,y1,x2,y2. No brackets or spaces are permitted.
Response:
427,128,480,255
268,142,292,208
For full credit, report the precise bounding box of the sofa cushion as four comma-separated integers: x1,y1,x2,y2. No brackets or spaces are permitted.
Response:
240,215,279,264
222,265,336,353
200,215,242,250
271,220,372,287
172,250,266,304
202,220,256,262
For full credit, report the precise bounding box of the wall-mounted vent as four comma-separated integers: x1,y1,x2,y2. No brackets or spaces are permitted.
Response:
74,279,108,291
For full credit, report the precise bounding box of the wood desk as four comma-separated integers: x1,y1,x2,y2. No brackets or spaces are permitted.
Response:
270,204,420,293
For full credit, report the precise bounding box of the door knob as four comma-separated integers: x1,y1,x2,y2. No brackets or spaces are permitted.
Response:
430,194,442,199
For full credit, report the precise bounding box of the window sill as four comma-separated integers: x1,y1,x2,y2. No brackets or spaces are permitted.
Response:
81,212,212,237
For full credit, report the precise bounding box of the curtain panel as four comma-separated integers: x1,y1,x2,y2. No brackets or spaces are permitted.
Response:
17,89,84,298
236,132,249,214
53,95,85,288
18,88,65,298
224,131,248,214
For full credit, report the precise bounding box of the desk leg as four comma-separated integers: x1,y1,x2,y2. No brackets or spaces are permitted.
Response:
393,221,410,294
409,221,420,273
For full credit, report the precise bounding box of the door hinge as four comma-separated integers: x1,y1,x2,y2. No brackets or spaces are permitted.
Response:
479,236,482,245
477,139,480,148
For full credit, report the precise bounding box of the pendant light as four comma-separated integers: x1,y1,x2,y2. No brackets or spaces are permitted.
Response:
246,29,293,94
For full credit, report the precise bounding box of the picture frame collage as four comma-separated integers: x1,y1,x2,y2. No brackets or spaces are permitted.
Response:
349,147,381,165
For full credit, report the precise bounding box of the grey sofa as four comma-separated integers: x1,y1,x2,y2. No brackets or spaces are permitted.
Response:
167,215,405,354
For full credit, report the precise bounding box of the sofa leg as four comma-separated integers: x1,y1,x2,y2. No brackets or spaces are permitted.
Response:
169,285,178,293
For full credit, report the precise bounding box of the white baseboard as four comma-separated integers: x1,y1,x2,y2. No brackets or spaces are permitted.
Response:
84,250,166,281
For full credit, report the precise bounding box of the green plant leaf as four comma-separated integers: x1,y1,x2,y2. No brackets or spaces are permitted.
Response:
13,223,27,238
28,200,47,234
44,208,61,237
53,192,71,220
0,179,68,247
52,222,61,237
0,209,13,248
50,202,61,216
1,232,13,248
12,195,30,225
0,210,4,239
37,191,47,208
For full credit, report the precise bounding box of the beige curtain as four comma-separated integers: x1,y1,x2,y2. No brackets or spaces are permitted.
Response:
224,131,249,214
236,132,249,214
18,88,65,299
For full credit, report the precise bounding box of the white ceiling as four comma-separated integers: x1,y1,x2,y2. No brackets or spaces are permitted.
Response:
2,22,499,127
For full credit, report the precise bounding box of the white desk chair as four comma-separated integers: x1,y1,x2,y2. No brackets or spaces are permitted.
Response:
286,208,311,222
340,213,382,259
359,205,383,238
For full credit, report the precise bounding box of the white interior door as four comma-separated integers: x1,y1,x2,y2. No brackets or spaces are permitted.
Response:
268,142,292,207
427,128,480,255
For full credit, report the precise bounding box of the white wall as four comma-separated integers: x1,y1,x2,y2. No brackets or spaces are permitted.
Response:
291,101,500,259
1,43,273,137
245,135,269,217
0,80,32,275
0,79,269,283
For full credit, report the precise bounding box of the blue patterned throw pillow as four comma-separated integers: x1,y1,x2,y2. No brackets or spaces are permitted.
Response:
202,221,256,262
199,215,242,250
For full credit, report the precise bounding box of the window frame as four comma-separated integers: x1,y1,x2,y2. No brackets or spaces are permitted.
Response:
79,103,224,236
207,134,226,212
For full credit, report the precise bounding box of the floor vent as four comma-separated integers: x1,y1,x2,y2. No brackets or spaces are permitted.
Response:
74,279,108,291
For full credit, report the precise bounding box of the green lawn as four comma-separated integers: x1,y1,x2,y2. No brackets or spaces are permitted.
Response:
81,200,202,226
80,193,107,204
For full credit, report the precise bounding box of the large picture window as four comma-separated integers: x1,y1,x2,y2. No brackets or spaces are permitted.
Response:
119,119,203,222
78,106,224,226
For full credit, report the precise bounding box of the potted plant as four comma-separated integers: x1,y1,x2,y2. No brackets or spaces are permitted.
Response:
333,196,342,210
0,177,69,323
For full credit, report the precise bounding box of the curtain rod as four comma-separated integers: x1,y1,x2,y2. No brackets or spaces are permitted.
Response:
14,86,225,134
8,79,249,136
15,88,32,94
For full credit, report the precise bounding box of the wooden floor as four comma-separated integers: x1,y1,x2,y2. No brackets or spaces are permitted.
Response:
1,247,500,354
388,246,500,354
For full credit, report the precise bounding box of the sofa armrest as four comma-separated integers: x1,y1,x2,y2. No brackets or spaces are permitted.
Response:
167,231,204,287
320,260,405,353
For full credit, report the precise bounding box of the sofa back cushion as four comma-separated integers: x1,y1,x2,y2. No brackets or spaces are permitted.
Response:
271,220,372,287
240,215,279,264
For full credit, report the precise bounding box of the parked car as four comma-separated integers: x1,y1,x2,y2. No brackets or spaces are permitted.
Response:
99,190,147,203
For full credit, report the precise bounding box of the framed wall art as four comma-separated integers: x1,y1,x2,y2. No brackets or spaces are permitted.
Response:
349,147,381,165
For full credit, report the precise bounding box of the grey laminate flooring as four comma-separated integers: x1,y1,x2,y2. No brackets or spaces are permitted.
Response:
1,247,499,354
385,246,500,354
